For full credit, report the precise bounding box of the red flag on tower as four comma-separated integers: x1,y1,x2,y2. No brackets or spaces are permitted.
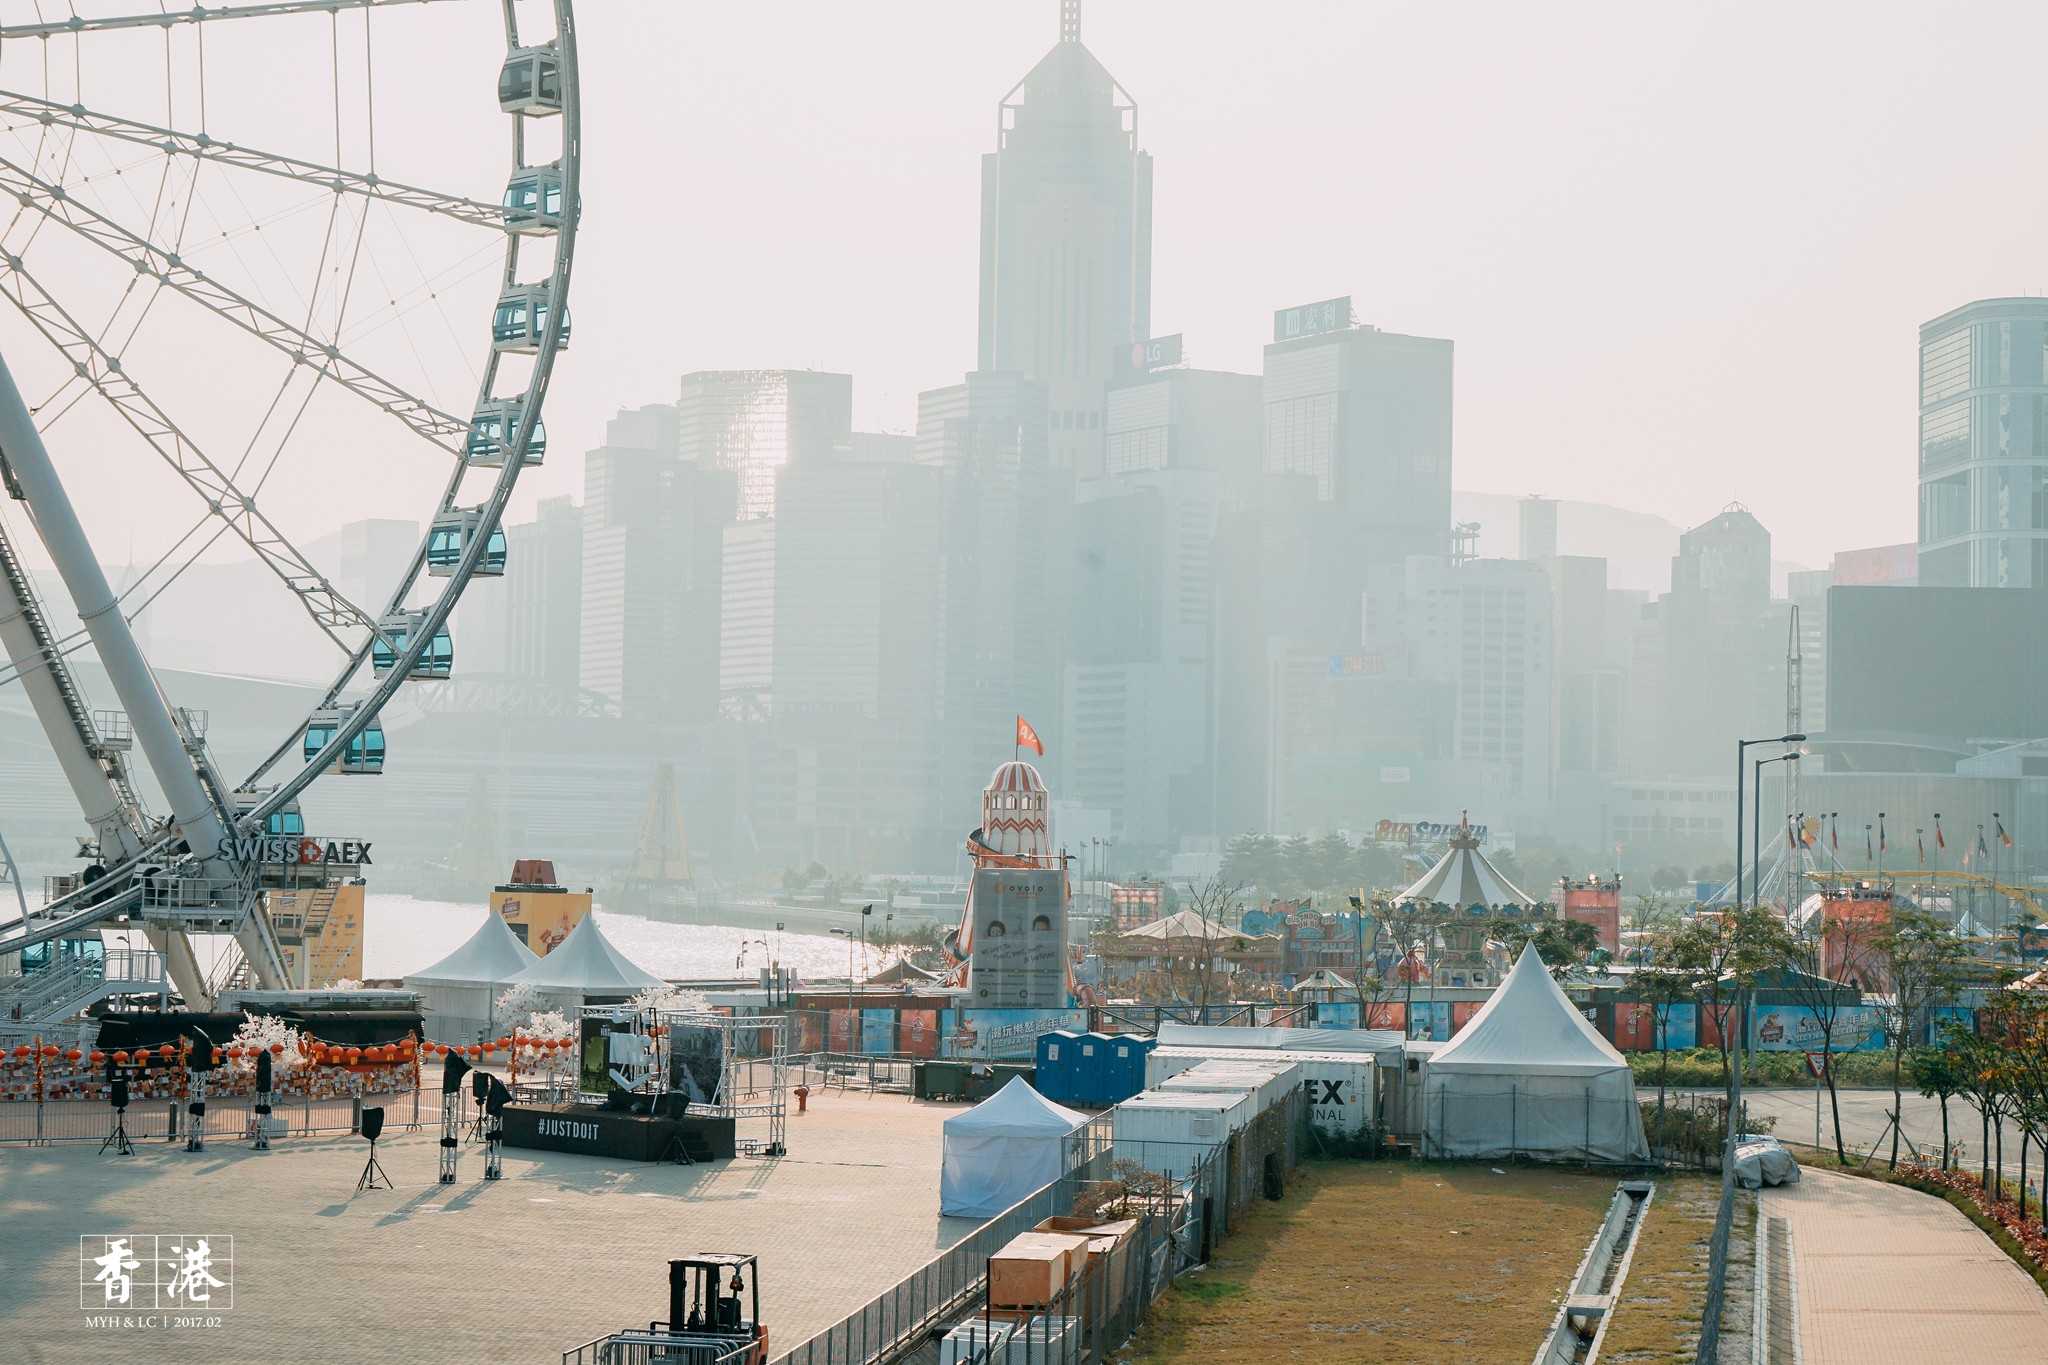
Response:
1015,715,1044,757
1997,815,2013,849
1935,814,1945,851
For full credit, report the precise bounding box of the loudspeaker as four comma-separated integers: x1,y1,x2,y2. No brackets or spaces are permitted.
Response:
471,1069,491,1105
186,1027,216,1073
602,1088,634,1112
361,1106,385,1143
110,1077,129,1109
663,1092,692,1121
254,1050,273,1091
441,1051,472,1094
485,1077,512,1117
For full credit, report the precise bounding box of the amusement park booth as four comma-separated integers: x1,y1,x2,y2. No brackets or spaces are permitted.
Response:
1420,943,1648,1162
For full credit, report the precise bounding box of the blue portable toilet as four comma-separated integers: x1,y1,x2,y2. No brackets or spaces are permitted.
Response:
1099,1033,1155,1104
1035,1030,1085,1105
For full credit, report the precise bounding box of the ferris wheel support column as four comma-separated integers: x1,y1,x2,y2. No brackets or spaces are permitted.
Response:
0,350,229,868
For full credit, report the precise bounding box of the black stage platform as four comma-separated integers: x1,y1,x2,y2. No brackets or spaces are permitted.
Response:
500,1103,736,1162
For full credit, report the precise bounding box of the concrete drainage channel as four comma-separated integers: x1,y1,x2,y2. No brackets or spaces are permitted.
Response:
1534,1180,1656,1365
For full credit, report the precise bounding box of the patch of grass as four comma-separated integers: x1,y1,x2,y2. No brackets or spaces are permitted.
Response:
1122,1160,1617,1364
1599,1175,1751,1363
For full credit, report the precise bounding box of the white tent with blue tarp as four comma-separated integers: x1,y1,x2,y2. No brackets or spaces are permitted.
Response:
939,1077,1087,1218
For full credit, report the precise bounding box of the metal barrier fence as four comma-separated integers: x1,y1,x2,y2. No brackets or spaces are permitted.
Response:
0,1085,424,1144
787,1053,914,1096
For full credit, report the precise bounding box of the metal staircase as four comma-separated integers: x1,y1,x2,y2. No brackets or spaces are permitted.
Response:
0,522,151,833
301,886,339,940
0,948,167,1030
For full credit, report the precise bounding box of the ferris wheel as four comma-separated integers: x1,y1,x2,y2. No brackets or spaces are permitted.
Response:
0,0,579,1010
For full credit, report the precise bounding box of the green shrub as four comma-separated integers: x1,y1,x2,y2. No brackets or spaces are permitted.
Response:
1625,1046,1894,1089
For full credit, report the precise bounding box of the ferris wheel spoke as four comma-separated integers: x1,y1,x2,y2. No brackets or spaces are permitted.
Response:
0,92,508,230
0,0,454,41
0,250,380,645
0,150,473,452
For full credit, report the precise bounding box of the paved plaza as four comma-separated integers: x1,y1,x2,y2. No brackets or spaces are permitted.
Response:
1769,1166,2048,1364
0,1091,972,1365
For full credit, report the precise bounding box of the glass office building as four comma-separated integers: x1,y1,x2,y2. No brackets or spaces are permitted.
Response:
1917,298,2048,588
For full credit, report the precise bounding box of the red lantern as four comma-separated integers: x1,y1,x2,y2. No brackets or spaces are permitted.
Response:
270,1043,285,1055
89,1051,105,1064
43,1045,60,1058
345,1047,362,1062
157,1043,175,1059
467,1045,481,1058
10,1045,27,1059
226,1047,243,1060
64,1048,82,1062
113,1050,129,1064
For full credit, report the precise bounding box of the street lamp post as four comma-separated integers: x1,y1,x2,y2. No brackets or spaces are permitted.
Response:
1734,734,1804,910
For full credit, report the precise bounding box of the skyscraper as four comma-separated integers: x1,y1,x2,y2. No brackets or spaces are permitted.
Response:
916,371,1068,827
977,2,1153,478
1917,298,2048,588
1262,312,1453,565
676,370,852,523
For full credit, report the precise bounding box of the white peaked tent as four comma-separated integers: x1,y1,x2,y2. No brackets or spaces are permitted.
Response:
1421,942,1648,1161
940,1077,1087,1218
1396,824,1534,909
406,911,541,1044
501,913,666,1013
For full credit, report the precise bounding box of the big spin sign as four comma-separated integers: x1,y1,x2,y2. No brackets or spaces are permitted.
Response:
215,835,372,867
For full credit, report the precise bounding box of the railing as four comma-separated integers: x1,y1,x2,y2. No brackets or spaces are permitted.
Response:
562,1331,758,1365
1,1088,417,1144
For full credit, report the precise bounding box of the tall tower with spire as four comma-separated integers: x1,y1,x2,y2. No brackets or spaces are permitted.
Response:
976,0,1153,479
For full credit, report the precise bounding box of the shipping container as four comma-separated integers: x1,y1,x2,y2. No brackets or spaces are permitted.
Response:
1154,1059,1301,1116
1144,1046,1376,1129
941,1317,1080,1365
1111,1090,1252,1179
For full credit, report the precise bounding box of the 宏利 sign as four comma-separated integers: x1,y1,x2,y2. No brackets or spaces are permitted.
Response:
1273,296,1353,342
216,836,372,866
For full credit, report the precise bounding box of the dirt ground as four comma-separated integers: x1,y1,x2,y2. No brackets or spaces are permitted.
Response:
1121,1160,1621,1364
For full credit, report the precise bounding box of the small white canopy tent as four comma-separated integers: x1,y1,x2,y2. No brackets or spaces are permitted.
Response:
940,1077,1087,1218
406,911,540,1044
501,913,665,1014
1421,942,1649,1162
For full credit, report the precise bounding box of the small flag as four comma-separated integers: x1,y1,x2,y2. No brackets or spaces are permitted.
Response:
1865,826,1873,862
1787,818,1798,851
1015,715,1044,757
1997,815,2012,849
1831,814,1839,852
1935,814,1945,851
1978,827,1990,859
1879,815,1887,855
1916,830,1925,866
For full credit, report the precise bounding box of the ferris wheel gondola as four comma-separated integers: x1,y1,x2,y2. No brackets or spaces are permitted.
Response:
0,0,581,1011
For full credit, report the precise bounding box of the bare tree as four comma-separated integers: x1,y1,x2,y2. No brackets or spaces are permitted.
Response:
1183,877,1247,1017
1782,902,1885,1163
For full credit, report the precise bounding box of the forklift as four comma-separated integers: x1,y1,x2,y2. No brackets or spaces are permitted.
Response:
647,1254,767,1365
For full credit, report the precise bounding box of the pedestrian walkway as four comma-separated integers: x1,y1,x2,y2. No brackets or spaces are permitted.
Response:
1767,1165,2048,1365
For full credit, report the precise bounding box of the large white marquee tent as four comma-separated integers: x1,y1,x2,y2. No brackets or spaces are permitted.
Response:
939,1077,1087,1218
406,911,540,1045
1420,942,1648,1162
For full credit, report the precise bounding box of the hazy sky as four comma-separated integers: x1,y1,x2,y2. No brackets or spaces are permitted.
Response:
14,0,2048,577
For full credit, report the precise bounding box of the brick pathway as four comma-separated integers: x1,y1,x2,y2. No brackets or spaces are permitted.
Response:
1767,1165,2048,1364
0,1091,976,1365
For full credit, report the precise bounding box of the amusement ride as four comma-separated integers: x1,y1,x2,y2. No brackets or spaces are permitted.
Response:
0,0,579,1026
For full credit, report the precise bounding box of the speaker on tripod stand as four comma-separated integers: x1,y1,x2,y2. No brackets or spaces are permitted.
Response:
438,1051,471,1184
483,1076,511,1180
468,1066,491,1143
355,1105,391,1192
183,1027,215,1153
100,1054,133,1157
251,1049,275,1150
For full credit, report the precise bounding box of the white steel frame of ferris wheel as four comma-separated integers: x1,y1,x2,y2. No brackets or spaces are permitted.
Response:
0,0,580,1009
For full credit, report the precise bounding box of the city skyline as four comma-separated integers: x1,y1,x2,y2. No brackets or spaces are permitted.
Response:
13,2,2048,572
